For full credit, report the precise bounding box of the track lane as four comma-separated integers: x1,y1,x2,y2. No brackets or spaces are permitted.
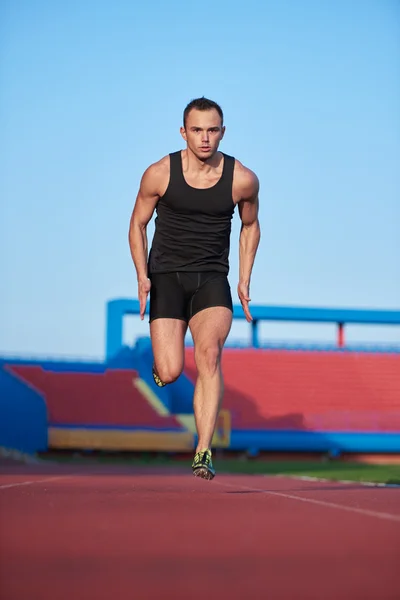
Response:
0,468,399,600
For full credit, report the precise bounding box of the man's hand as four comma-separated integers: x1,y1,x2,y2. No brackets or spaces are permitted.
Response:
138,277,151,320
237,281,252,322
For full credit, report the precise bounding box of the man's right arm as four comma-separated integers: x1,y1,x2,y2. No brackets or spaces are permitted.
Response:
128,160,166,319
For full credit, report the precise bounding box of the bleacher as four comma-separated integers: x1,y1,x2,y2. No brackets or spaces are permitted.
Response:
184,348,400,432
1,299,399,457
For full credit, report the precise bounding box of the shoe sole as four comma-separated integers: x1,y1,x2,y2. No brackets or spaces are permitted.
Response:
193,467,215,481
152,368,166,387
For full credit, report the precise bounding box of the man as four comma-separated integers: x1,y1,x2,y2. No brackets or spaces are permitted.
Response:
129,97,260,480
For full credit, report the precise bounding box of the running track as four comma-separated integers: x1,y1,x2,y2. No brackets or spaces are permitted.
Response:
1,462,399,600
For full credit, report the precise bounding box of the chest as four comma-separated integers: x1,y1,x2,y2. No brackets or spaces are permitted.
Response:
162,183,234,217
183,170,222,190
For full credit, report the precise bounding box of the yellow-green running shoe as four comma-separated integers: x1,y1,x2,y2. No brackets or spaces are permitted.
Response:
152,365,166,387
192,449,215,480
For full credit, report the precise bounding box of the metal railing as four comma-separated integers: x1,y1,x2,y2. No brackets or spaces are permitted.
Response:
105,298,400,360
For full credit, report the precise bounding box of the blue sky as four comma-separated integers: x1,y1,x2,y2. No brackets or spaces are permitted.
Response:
1,0,399,358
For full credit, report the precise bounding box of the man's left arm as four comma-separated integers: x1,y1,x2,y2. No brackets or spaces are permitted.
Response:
237,168,261,322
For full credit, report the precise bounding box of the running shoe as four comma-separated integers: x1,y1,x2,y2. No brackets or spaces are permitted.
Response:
192,449,215,480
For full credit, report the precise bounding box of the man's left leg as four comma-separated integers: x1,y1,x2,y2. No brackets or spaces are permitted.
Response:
188,306,232,479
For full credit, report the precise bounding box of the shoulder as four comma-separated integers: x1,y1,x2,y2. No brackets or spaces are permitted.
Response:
141,154,170,183
232,158,259,202
140,154,171,196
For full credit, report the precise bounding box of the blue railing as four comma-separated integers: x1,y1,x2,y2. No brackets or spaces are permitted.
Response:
105,298,400,360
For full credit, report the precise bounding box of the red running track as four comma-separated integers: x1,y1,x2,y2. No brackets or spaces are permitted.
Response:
1,463,399,600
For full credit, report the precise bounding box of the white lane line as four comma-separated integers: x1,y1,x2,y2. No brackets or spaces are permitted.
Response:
0,475,70,490
273,474,400,488
216,480,400,523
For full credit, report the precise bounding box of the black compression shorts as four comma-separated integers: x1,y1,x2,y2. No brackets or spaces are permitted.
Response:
148,272,233,323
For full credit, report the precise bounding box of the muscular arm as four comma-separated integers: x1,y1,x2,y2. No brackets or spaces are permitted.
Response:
128,168,159,281
237,167,261,321
128,160,167,318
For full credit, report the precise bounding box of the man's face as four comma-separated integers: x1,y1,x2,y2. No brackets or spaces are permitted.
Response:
180,108,225,161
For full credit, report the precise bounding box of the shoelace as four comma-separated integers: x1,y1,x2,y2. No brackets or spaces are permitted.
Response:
196,451,211,465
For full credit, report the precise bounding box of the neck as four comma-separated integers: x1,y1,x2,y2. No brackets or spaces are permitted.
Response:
183,148,222,173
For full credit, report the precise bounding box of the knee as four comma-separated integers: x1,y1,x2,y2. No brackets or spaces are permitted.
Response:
195,344,221,377
155,362,182,385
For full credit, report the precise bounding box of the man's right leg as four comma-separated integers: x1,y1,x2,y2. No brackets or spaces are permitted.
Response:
150,318,187,385
148,272,188,385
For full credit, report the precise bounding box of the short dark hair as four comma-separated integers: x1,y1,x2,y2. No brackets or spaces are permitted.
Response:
183,97,224,127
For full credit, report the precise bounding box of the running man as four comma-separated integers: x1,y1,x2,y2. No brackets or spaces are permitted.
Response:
129,97,260,480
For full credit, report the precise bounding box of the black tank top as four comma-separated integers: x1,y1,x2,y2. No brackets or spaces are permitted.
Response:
148,150,236,274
